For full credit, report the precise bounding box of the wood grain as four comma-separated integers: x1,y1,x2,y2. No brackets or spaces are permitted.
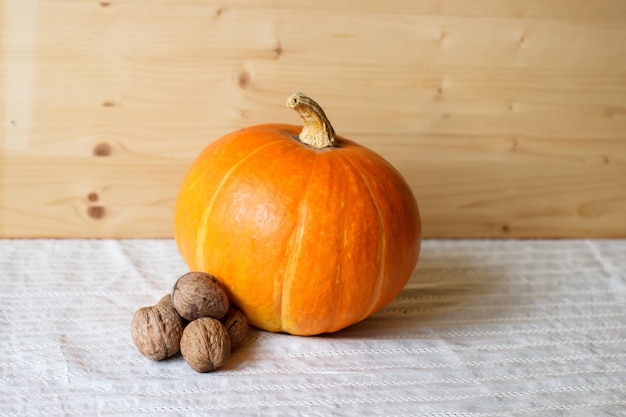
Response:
1,0,625,238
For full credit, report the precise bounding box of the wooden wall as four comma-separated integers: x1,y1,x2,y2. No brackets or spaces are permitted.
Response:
2,0,625,238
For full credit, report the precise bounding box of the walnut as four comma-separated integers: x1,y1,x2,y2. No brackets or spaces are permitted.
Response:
157,294,173,307
180,317,231,372
172,272,230,321
131,296,184,361
221,305,249,348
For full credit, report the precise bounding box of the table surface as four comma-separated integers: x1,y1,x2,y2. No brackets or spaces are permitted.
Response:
1,239,625,416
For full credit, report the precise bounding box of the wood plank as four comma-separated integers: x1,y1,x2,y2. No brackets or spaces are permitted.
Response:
1,0,626,238
1,157,185,238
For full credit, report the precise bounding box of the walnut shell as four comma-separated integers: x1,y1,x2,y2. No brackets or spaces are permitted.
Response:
180,317,231,372
131,301,184,361
157,294,173,306
221,306,249,348
172,272,230,321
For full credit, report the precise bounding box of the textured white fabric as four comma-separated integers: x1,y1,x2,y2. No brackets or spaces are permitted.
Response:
0,239,625,416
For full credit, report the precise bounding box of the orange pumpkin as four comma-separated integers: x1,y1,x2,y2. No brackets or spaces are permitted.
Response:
174,93,421,336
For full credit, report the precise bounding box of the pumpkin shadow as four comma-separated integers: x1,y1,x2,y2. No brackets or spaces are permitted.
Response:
328,241,507,339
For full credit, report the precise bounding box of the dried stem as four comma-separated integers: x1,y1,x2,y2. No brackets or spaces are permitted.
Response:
286,93,336,149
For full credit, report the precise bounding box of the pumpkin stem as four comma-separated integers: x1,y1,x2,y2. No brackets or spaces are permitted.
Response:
286,93,336,149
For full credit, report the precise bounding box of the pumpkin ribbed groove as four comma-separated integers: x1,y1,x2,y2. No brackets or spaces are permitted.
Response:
194,139,284,271
340,153,387,320
280,155,317,334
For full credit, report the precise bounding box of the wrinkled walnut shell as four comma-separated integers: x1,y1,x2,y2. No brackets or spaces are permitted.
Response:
172,272,230,321
180,317,231,373
131,300,184,361
221,306,249,348
157,294,173,306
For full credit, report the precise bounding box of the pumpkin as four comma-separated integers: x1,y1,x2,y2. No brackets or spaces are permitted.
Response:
173,93,421,336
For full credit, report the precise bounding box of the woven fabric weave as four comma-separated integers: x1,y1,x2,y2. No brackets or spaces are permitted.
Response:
1,239,624,416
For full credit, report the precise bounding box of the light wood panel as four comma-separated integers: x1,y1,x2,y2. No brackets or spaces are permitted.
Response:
2,0,625,238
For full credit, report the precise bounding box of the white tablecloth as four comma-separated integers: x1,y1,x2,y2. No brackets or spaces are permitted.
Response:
0,239,624,416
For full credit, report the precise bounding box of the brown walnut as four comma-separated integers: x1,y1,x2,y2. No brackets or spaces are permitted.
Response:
180,317,231,373
221,305,249,348
131,298,184,361
157,294,173,307
172,272,230,321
